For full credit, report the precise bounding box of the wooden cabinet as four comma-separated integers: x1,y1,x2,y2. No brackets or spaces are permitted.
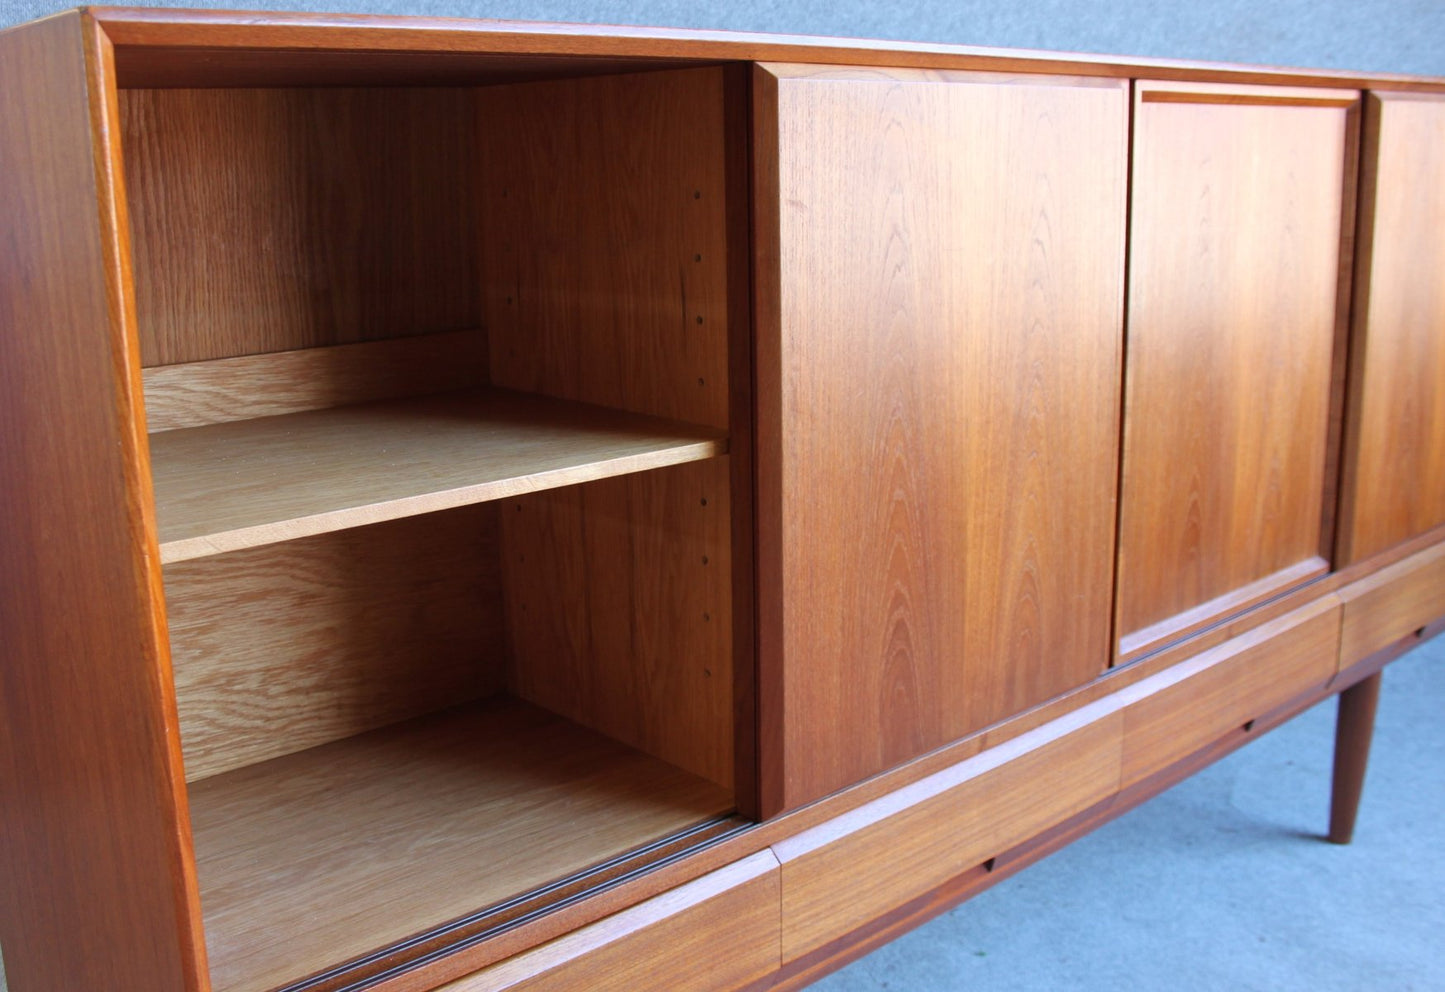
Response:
1115,81,1360,663
754,65,1128,810
1338,93,1445,564
3,10,1444,992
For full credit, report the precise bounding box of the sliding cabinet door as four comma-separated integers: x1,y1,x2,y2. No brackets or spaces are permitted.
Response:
1337,93,1445,564
754,65,1128,811
1116,81,1359,663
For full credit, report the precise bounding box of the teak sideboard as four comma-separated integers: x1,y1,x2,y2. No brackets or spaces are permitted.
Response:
2,8,1443,992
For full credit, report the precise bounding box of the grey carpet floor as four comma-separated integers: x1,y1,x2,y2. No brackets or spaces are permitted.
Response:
2,637,1439,992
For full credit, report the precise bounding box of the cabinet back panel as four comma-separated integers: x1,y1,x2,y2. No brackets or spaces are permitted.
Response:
503,458,735,791
165,505,506,781
1117,85,1354,657
1338,94,1445,564
480,67,732,430
141,330,489,432
120,87,482,367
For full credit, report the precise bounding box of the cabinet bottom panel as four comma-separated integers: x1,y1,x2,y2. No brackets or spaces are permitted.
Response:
187,697,737,992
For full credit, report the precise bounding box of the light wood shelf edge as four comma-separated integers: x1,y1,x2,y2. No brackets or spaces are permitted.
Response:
150,387,728,564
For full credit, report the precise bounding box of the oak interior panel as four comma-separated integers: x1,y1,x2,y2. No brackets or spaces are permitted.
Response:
120,86,482,367
165,506,505,781
1337,93,1445,564
1115,82,1357,662
189,697,734,992
755,65,1129,809
141,330,489,432
479,66,732,430
148,387,727,564
504,458,735,790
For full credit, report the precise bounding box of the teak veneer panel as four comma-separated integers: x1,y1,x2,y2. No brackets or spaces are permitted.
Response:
772,708,1123,961
148,388,726,563
0,12,206,991
480,66,732,431
754,64,1128,810
90,7,1445,93
189,697,734,992
1337,541,1445,668
504,460,735,790
438,851,781,992
1337,93,1445,564
1115,81,1357,661
165,507,505,781
1117,597,1341,788
121,86,481,367
141,330,489,432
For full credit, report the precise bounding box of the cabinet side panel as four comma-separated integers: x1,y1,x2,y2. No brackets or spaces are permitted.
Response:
503,459,735,791
1337,94,1445,564
121,87,483,367
1117,89,1351,655
758,66,1128,809
0,14,202,992
480,67,731,430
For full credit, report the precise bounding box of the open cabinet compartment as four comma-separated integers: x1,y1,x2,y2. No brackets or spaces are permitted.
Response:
118,55,752,992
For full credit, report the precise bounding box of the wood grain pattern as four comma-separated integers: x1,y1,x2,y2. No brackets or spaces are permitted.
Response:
0,12,205,991
754,64,1128,810
1115,81,1356,662
1336,93,1445,564
437,851,780,992
772,707,1123,961
480,66,731,430
142,329,488,431
121,86,480,366
191,697,734,992
91,8,1445,93
504,458,734,790
165,506,505,781
1337,540,1445,667
148,387,727,563
1115,596,1341,787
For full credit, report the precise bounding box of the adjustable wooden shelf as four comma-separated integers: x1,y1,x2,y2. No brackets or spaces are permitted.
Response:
2,9,1443,992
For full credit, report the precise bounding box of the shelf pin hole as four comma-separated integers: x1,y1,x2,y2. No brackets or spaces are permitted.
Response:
1242,719,1256,732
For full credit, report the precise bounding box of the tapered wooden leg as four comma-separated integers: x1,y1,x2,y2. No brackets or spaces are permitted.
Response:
1329,671,1383,845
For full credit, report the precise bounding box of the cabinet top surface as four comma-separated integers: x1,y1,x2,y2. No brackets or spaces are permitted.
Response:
27,5,1445,91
